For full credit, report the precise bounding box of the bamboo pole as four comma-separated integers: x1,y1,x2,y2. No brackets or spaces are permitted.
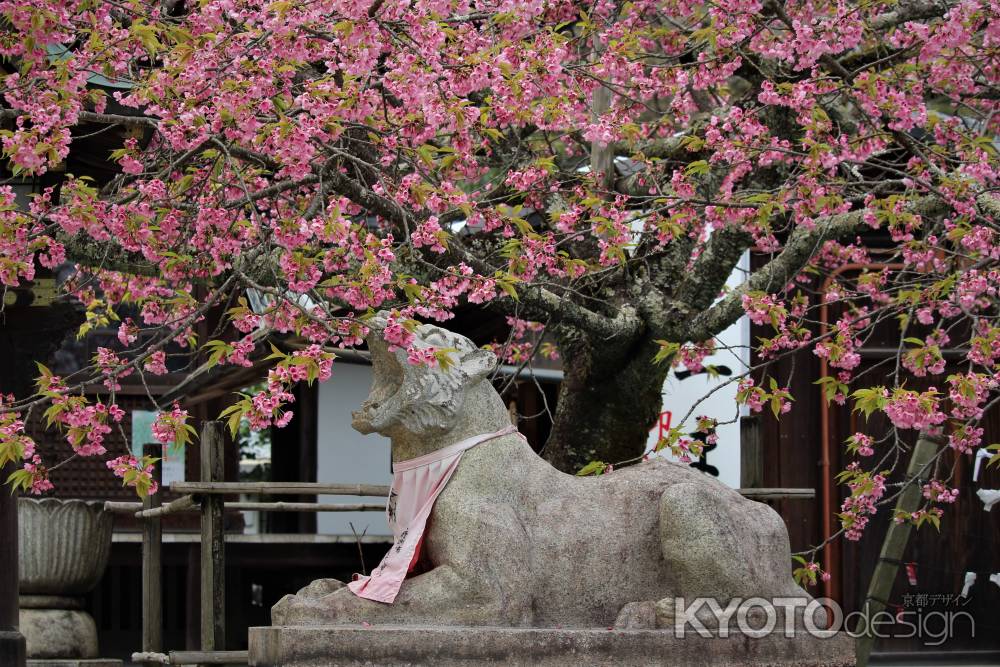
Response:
131,651,169,664
200,422,226,658
141,444,163,667
136,494,197,518
104,501,144,513
170,649,249,664
856,431,942,667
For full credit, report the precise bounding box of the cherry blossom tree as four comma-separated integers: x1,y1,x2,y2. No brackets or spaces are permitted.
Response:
1,0,999,563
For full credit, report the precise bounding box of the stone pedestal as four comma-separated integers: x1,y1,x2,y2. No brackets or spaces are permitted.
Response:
249,625,855,667
18,499,113,663
19,599,98,660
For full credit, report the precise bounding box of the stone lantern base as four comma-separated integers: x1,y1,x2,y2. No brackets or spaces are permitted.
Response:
17,499,120,667
19,596,98,661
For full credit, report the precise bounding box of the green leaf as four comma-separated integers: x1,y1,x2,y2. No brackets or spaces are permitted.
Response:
219,401,247,438
684,160,710,177
576,461,608,476
653,340,680,365
416,144,437,167
265,342,287,361
496,276,519,301
434,347,459,372
851,387,888,420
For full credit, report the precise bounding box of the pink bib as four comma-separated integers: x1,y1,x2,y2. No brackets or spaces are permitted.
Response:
347,425,518,603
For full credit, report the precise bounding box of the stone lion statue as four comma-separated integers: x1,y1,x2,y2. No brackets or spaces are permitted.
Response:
272,313,813,629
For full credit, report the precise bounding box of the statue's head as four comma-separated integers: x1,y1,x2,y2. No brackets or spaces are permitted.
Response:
351,312,497,438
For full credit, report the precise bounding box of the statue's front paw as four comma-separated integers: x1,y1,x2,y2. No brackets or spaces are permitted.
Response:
295,578,346,599
271,593,297,625
272,579,347,625
272,584,373,626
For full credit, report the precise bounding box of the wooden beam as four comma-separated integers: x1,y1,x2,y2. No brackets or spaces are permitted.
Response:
106,500,385,513
171,481,390,496
224,502,384,512
737,488,815,499
200,422,226,656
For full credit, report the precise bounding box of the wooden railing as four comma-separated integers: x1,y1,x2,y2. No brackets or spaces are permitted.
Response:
104,421,388,666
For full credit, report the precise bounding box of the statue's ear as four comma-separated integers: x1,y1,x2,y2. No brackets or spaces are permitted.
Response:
461,347,497,383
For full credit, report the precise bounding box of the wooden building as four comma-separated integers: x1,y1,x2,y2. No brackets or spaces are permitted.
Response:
13,269,999,662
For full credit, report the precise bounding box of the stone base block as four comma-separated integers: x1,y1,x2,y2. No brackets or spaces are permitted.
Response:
19,609,98,659
249,625,855,667
27,661,122,667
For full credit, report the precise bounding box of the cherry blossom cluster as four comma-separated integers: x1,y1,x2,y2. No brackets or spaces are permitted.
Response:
922,480,960,504
0,395,52,494
1,0,1000,535
838,464,887,541
151,404,192,446
106,454,159,498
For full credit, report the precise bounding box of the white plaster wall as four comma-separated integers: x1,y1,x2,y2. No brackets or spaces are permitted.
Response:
645,252,751,488
316,362,392,536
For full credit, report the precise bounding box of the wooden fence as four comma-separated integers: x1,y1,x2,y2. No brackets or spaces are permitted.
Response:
104,421,389,666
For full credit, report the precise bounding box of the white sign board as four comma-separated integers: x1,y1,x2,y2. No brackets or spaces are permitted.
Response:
646,253,750,488
132,409,185,485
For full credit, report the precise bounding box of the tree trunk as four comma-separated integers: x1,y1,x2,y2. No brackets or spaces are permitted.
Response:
543,329,669,473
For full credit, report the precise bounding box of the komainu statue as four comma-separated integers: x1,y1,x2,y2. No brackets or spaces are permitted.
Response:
272,313,814,630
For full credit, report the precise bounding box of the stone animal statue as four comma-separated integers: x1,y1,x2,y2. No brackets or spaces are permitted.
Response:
272,313,812,629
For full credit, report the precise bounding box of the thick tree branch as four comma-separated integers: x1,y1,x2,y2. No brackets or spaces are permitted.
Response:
679,195,951,342
59,234,160,277
869,0,955,30
672,225,753,311
324,167,640,341
0,109,156,128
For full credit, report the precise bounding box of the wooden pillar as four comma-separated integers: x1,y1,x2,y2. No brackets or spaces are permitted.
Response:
200,421,226,654
296,383,317,534
0,462,26,667
740,416,763,488
184,545,200,651
141,444,163,665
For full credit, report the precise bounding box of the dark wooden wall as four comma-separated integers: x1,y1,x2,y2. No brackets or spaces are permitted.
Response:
754,287,1000,653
